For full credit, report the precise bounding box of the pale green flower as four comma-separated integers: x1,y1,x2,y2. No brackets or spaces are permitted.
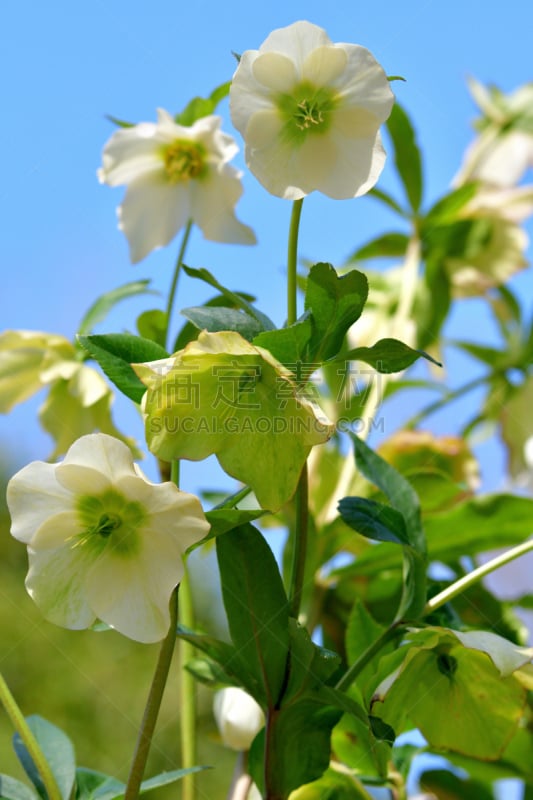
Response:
213,687,265,751
98,110,256,263
7,433,209,643
230,20,394,199
0,329,136,458
134,330,334,511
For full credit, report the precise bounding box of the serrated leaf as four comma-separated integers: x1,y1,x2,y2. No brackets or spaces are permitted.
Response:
253,316,313,367
216,524,290,706
386,103,423,212
77,334,169,403
0,776,38,800
347,232,409,262
181,306,264,340
182,265,275,330
78,280,156,336
175,80,231,126
304,263,368,362
343,337,441,373
338,497,410,546
13,716,75,800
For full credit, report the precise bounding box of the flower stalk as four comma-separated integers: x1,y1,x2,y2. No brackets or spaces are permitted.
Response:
165,219,193,349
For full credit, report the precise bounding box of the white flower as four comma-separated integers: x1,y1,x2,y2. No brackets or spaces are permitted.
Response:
230,20,394,200
98,111,256,263
6,433,210,643
213,687,265,751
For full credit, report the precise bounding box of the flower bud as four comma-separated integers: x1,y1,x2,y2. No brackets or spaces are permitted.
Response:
213,687,265,751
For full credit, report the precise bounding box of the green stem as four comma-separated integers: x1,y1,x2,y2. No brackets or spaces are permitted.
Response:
286,199,304,326
164,219,193,350
178,569,197,800
404,373,489,430
0,673,63,800
288,463,309,618
124,588,178,800
335,622,405,693
423,538,533,616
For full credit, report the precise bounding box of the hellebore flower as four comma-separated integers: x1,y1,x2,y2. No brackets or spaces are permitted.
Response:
134,330,334,511
98,110,256,263
7,433,209,643
0,330,137,458
213,687,265,751
230,20,394,199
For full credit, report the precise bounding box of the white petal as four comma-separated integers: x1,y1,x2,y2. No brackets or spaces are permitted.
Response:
86,528,185,643
213,687,265,751
335,45,395,122
119,175,190,263
60,433,136,484
55,464,112,495
290,135,338,193
258,21,332,71
7,461,73,543
99,124,164,186
244,137,307,200
190,170,256,245
230,51,275,135
318,130,386,199
252,52,297,92
302,45,347,86
333,106,380,138
30,510,80,550
245,109,284,150
26,544,96,629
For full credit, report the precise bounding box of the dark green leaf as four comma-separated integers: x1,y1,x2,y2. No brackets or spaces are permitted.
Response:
78,280,156,336
204,508,264,539
75,767,115,800
182,265,275,330
338,497,410,546
419,769,495,800
13,716,75,800
77,334,169,403
343,338,442,373
253,316,313,367
136,309,168,348
181,306,264,340
172,291,257,351
304,263,368,362
175,81,231,126
184,657,232,687
216,524,290,706
347,232,409,262
386,103,423,212
0,776,38,800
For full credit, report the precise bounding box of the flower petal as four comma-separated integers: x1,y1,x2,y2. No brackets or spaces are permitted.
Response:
118,175,190,263
190,170,256,245
259,21,332,70
26,544,96,629
252,52,297,92
59,433,136,484
302,45,347,86
30,510,81,550
7,461,73,543
98,123,165,187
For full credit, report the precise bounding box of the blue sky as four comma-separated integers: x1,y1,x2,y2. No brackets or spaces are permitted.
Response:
1,0,532,494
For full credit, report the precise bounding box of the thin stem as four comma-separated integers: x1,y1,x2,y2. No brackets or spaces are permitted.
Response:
212,484,253,510
164,219,193,350
288,463,309,618
227,752,253,800
286,199,304,326
423,538,533,616
0,673,63,800
179,569,197,800
124,589,178,800
335,622,405,693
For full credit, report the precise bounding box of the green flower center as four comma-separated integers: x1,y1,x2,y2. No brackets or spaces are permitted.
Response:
162,139,207,183
75,489,146,557
275,82,338,146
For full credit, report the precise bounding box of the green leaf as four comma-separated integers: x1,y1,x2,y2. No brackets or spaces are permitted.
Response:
0,776,38,800
184,657,232,687
417,257,452,350
368,186,408,217
204,508,264,539
78,280,156,336
13,716,75,800
345,600,388,688
216,524,290,706
288,767,375,799
304,263,368,362
451,339,510,368
343,338,442,373
182,265,276,330
104,115,134,128
77,334,169,403
419,769,496,800
181,306,265,340
253,316,313,367
348,232,409,263
172,291,257,351
136,309,168,349
338,497,409,546
385,103,423,212
423,183,479,225
175,80,231,126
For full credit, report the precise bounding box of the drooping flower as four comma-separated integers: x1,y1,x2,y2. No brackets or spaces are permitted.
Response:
133,330,334,511
213,687,265,751
0,330,137,458
229,20,394,200
454,78,533,187
98,110,256,263
7,433,210,643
